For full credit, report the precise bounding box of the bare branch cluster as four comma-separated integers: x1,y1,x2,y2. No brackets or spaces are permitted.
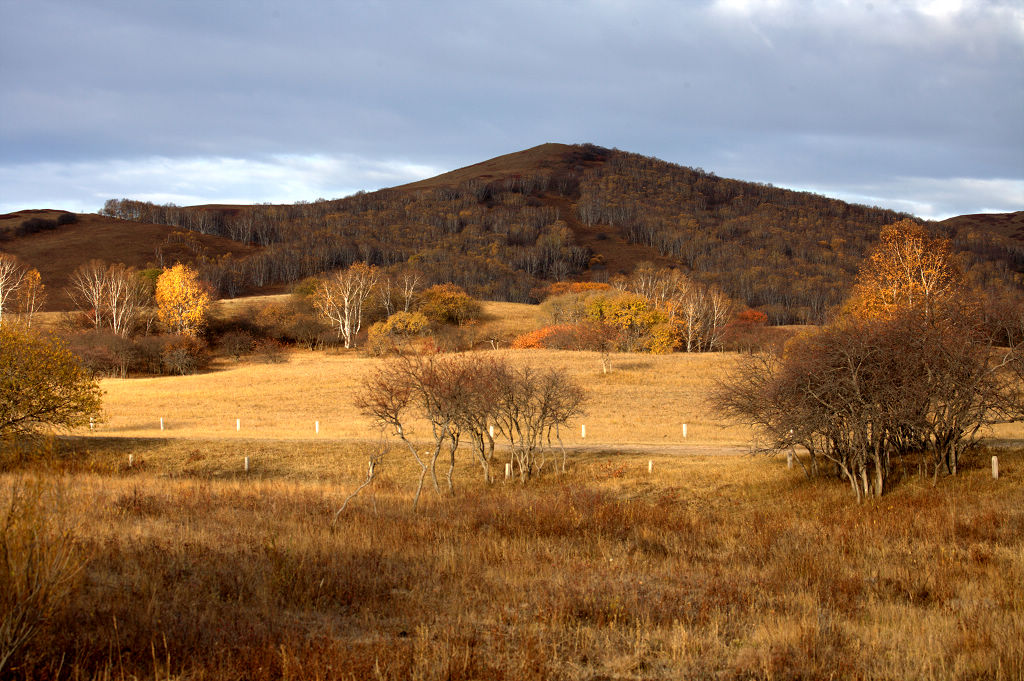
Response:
356,353,586,509
68,259,149,336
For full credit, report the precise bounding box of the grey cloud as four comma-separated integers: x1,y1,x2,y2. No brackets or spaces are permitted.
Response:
0,0,1020,217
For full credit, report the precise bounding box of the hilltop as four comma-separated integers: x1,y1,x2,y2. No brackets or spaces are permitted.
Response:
6,144,1023,322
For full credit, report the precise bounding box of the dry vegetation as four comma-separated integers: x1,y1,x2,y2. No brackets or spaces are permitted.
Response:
89,347,749,447
1,439,1020,680
2,295,1022,679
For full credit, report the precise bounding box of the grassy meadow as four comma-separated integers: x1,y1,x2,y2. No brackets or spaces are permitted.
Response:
2,300,1022,680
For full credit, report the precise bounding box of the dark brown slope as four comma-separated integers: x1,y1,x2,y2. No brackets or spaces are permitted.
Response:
0,210,255,309
938,211,1024,241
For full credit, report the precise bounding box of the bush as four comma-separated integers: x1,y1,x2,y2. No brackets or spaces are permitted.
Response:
55,212,77,226
512,321,616,351
220,331,254,361
417,284,482,326
0,327,102,438
366,311,431,356
65,331,137,378
253,339,287,364
160,335,211,375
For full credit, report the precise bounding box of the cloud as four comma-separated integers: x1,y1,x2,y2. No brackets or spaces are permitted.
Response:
0,0,1020,218
0,154,442,214
791,177,1024,221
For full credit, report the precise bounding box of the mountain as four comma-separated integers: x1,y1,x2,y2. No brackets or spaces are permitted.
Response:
8,144,1024,322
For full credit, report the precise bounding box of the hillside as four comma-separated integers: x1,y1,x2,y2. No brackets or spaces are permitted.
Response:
12,144,1024,322
0,209,256,309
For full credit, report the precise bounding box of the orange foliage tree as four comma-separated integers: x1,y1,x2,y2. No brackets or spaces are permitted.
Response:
846,218,964,320
155,264,211,336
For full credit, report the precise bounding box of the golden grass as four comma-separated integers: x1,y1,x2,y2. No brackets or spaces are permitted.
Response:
89,347,750,447
3,441,1021,680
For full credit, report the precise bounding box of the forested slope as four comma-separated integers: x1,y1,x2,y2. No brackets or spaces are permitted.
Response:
96,144,1024,322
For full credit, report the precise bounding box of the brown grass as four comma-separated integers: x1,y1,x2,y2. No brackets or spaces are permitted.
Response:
2,440,1021,680
89,346,750,447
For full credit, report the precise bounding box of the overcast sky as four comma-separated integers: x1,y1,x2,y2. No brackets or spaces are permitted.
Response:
1,0,1021,220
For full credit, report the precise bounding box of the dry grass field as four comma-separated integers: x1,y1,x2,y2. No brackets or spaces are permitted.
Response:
89,347,750,447
2,298,1023,679
2,439,1021,680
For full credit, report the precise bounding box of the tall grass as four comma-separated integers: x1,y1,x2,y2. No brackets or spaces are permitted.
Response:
3,441,1021,680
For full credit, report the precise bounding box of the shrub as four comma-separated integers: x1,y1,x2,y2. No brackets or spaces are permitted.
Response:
0,327,102,438
417,284,482,326
220,331,254,361
55,212,77,226
253,339,287,364
366,311,431,356
160,335,210,375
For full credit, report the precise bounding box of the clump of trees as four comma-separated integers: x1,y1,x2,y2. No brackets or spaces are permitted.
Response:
715,220,1024,501
517,262,734,354
357,353,586,509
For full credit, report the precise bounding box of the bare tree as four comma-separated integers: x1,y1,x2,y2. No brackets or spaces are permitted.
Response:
105,264,148,337
68,260,108,330
0,254,27,327
314,262,379,348
714,311,1023,501
492,364,586,481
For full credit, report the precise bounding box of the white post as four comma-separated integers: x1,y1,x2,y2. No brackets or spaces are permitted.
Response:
160,417,164,431
682,423,687,438
89,417,94,431
581,424,587,439
315,420,320,434
648,459,653,474
505,462,511,480
244,456,249,472
236,418,241,432
787,451,793,469
489,424,494,438
992,456,999,480
128,454,133,468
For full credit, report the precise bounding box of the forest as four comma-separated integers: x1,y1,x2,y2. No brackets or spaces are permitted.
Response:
99,144,1024,323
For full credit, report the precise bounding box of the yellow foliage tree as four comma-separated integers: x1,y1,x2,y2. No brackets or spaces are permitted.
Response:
846,218,964,320
155,264,211,336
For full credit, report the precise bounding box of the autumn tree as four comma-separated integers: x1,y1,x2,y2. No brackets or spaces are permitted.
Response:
846,218,964,320
314,262,379,348
155,264,211,336
14,269,46,329
0,254,27,327
0,327,103,439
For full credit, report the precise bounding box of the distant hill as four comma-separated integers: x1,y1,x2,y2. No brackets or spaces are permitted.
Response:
0,209,255,309
8,144,1023,322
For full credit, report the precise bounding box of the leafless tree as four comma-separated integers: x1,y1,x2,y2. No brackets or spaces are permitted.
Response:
314,262,379,348
105,264,149,337
68,260,108,330
0,254,27,327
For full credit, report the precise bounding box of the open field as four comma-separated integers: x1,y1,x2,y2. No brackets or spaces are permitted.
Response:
88,347,751,447
2,439,1021,680
5,301,1024,679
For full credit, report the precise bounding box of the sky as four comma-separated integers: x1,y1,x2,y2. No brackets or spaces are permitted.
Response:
1,0,1022,220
